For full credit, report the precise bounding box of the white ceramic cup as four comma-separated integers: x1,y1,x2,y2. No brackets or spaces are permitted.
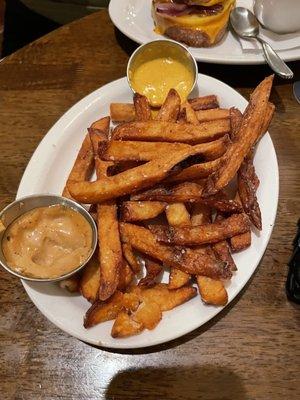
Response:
254,0,300,33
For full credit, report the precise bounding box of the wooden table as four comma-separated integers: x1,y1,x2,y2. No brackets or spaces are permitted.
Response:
0,10,299,400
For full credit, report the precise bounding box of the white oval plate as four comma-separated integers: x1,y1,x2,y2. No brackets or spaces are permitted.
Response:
17,75,278,349
109,0,300,65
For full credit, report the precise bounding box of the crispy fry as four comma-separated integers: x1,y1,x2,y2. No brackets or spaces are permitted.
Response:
133,300,162,330
112,119,230,144
166,203,191,289
117,261,135,291
134,93,151,121
238,154,262,230
202,75,274,196
156,89,181,122
122,243,141,274
132,182,243,213
258,102,275,142
68,142,224,203
120,223,231,279
229,107,243,141
196,108,230,122
110,103,136,123
182,101,199,124
111,311,144,338
188,95,219,110
211,215,237,271
62,133,94,198
84,291,124,328
90,127,123,301
121,201,167,222
138,259,162,288
101,136,229,163
230,193,252,252
197,276,228,306
80,256,100,303
150,213,250,246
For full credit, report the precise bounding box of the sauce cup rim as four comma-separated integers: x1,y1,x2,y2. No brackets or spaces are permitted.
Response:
0,194,98,282
127,39,198,103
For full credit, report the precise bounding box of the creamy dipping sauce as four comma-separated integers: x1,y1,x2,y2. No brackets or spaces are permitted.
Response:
2,205,93,279
129,44,195,107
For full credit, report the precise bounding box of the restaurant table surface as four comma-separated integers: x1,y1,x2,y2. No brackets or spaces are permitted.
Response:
0,10,299,400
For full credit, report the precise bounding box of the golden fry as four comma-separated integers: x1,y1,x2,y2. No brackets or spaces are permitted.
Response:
156,89,181,122
197,276,228,306
122,243,141,274
121,201,167,222
188,95,219,110
196,108,230,122
117,261,135,292
111,311,144,338
110,103,135,123
229,193,252,252
150,213,250,246
134,93,151,121
202,75,274,196
112,120,230,144
80,256,100,303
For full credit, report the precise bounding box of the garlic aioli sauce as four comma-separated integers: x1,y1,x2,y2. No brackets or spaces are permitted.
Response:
2,205,93,279
129,44,195,107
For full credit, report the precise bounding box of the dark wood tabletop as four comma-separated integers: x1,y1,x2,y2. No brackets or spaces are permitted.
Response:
0,10,299,400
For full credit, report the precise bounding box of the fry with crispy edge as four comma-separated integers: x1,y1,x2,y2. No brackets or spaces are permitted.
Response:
122,243,141,274
166,203,191,289
238,153,262,230
181,101,199,125
230,193,252,252
100,135,229,163
90,122,123,301
134,93,151,121
190,203,228,306
120,223,231,279
229,107,243,141
150,213,250,246
196,108,230,122
110,103,136,123
188,95,219,110
80,255,100,303
202,75,274,196
68,142,226,204
112,119,230,144
132,182,243,214
121,201,167,222
138,259,163,288
156,89,181,122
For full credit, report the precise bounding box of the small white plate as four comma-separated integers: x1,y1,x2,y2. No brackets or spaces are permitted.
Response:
17,75,278,349
109,0,300,65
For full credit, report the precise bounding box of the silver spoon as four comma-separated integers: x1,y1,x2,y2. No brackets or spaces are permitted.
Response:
230,7,294,79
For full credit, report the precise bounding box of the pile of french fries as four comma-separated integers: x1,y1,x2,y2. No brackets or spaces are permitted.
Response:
59,75,275,338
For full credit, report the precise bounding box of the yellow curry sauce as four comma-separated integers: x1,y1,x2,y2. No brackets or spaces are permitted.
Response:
129,45,195,107
2,205,93,279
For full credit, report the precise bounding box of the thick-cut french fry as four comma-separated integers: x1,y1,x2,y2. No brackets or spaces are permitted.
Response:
230,193,252,252
134,93,151,121
156,89,181,122
132,182,243,213
101,136,229,163
62,133,94,198
238,154,262,230
229,107,243,141
138,259,162,288
68,142,225,204
122,243,141,274
84,291,124,328
211,214,237,271
80,256,100,303
150,213,250,246
121,201,167,222
257,102,275,142
188,95,219,110
117,261,135,291
120,223,231,279
182,101,199,124
90,126,123,301
197,276,228,306
110,103,136,123
166,203,191,289
202,75,274,196
111,311,145,338
112,119,230,144
165,157,223,183
196,108,230,122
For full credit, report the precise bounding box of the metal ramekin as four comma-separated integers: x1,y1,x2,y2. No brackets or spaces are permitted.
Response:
0,194,97,282
127,39,198,105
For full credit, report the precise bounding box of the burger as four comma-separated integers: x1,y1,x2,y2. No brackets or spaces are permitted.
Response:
152,0,236,47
